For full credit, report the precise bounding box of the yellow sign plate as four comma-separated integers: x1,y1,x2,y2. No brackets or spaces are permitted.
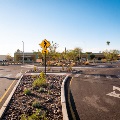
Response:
39,39,51,49
42,49,49,54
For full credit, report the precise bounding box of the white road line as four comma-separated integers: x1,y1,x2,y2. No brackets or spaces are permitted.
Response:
107,86,120,99
4,74,12,77
113,86,120,91
107,91,120,98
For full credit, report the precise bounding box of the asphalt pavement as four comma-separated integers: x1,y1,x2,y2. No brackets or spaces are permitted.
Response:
70,63,120,120
0,65,32,109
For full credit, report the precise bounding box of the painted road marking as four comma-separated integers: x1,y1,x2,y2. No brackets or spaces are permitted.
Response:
4,74,12,78
113,86,120,91
106,86,120,99
0,80,16,102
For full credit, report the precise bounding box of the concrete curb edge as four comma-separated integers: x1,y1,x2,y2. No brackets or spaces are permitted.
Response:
61,75,69,120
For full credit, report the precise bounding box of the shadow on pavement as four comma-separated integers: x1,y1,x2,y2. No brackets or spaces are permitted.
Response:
69,90,80,120
65,76,80,120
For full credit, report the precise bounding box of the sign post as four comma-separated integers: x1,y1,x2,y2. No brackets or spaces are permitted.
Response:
44,51,46,75
39,39,50,74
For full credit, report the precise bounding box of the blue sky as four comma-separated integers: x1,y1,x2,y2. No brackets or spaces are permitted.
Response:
0,0,120,56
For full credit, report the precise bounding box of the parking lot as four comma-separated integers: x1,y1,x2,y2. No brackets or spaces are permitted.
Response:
0,65,31,108
70,63,120,120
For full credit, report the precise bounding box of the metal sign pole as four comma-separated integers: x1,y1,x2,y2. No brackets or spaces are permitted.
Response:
45,51,46,75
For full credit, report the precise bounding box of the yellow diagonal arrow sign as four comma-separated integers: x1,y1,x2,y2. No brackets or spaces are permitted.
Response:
39,39,51,49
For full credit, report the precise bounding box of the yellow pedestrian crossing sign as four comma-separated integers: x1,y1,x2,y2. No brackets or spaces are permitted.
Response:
39,39,51,49
42,49,49,54
39,39,50,75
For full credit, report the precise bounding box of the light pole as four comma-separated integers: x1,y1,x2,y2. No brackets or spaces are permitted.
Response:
22,41,24,64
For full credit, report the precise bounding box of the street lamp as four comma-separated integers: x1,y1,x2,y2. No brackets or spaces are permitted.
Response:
22,41,24,64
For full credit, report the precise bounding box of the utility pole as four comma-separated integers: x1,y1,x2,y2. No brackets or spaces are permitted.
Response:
22,41,24,64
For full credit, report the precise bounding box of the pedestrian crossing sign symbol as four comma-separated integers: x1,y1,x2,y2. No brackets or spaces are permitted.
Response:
39,39,51,49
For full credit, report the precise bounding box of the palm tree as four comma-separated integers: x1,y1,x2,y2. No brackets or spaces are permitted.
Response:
106,41,110,46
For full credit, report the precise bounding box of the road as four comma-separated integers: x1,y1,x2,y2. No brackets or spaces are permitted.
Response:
1,62,120,120
0,65,33,109
70,63,120,120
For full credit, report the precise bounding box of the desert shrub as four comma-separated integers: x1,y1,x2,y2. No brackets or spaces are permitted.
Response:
24,88,31,95
32,101,41,108
20,109,47,120
40,71,45,79
20,114,27,120
33,66,37,71
32,77,47,88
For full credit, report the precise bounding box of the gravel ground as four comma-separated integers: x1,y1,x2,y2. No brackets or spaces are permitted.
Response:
2,74,66,120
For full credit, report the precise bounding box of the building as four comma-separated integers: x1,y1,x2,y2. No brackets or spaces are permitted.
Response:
14,52,37,63
0,55,7,61
81,52,105,60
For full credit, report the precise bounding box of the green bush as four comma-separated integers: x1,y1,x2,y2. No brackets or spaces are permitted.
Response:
20,114,27,120
20,109,48,120
32,101,41,108
32,77,47,88
40,71,45,79
24,88,31,95
33,66,37,71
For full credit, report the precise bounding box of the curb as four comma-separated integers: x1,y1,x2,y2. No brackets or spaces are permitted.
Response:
0,72,69,120
61,75,69,120
0,75,23,119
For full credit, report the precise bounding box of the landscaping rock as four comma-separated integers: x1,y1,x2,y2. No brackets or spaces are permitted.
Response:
2,74,65,120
